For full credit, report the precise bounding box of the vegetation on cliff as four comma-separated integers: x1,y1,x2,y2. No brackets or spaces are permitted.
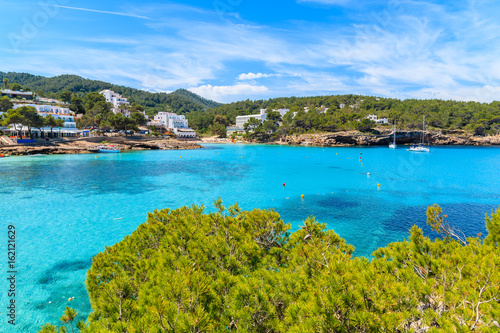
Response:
41,202,500,332
189,96,500,136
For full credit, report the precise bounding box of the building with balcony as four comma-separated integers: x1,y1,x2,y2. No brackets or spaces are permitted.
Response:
1,89,34,100
7,104,84,137
150,112,196,138
100,90,131,115
234,108,290,132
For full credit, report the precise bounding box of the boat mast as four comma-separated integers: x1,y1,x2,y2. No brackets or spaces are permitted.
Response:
422,116,425,145
393,120,396,145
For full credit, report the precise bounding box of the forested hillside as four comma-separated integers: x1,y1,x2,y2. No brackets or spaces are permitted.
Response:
3,71,500,136
188,95,500,136
0,72,220,116
173,88,221,109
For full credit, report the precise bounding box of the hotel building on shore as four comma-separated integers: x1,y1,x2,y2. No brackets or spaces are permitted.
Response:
149,112,197,138
232,108,290,134
4,104,86,138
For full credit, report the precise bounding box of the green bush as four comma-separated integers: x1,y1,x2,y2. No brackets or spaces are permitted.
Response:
42,203,500,332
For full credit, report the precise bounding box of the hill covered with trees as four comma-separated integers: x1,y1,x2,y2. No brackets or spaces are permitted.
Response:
40,202,500,332
188,95,500,136
0,72,221,116
3,71,500,137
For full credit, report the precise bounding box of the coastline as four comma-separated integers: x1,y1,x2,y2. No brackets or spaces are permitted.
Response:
0,136,203,156
199,130,500,147
2,130,499,157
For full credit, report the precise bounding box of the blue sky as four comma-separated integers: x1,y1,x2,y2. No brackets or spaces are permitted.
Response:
1,0,500,103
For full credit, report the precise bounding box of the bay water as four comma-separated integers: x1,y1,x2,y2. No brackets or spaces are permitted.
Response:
0,144,499,331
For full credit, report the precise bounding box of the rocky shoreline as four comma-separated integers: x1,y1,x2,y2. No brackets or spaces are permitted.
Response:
2,131,498,157
276,130,500,147
0,137,203,156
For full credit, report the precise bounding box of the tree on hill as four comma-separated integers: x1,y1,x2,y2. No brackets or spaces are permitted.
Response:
1,109,24,137
131,112,147,126
69,94,85,114
44,115,65,138
243,117,261,133
0,96,13,111
17,106,43,138
3,78,8,89
83,92,106,111
59,90,72,103
213,114,227,126
130,102,144,112
9,83,22,91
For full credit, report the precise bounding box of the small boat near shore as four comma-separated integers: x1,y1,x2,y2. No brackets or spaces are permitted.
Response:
97,145,120,153
389,120,397,149
409,116,430,152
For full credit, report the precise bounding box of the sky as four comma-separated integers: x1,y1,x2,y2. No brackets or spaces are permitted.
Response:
1,0,500,103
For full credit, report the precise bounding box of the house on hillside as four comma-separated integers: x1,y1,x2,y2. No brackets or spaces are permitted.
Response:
100,90,131,115
1,89,33,100
367,114,389,124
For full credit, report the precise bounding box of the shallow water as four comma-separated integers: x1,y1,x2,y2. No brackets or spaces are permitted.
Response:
0,144,499,331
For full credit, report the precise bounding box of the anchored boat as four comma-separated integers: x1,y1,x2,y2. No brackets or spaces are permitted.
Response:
409,116,430,152
389,120,397,149
97,145,120,153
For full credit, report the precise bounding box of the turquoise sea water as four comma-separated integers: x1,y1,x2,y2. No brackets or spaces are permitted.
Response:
0,144,499,331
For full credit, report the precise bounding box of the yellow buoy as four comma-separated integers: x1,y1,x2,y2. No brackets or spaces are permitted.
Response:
377,183,381,187
180,156,182,158
95,156,97,158
301,194,305,198
241,156,243,158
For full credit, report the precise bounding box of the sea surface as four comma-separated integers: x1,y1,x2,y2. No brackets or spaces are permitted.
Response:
0,144,499,331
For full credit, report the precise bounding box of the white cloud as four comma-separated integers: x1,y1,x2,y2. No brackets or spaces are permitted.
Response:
237,72,301,80
4,1,500,103
238,73,275,80
188,84,268,103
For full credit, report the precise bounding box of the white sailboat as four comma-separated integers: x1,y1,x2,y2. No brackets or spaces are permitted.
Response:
389,120,397,149
409,116,430,152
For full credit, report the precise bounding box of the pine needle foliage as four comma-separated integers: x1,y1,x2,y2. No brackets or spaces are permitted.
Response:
43,203,500,332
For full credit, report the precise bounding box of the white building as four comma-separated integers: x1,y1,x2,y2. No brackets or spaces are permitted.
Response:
1,89,34,100
100,90,130,115
8,104,84,137
152,112,196,138
367,114,389,124
235,109,267,128
235,108,290,131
